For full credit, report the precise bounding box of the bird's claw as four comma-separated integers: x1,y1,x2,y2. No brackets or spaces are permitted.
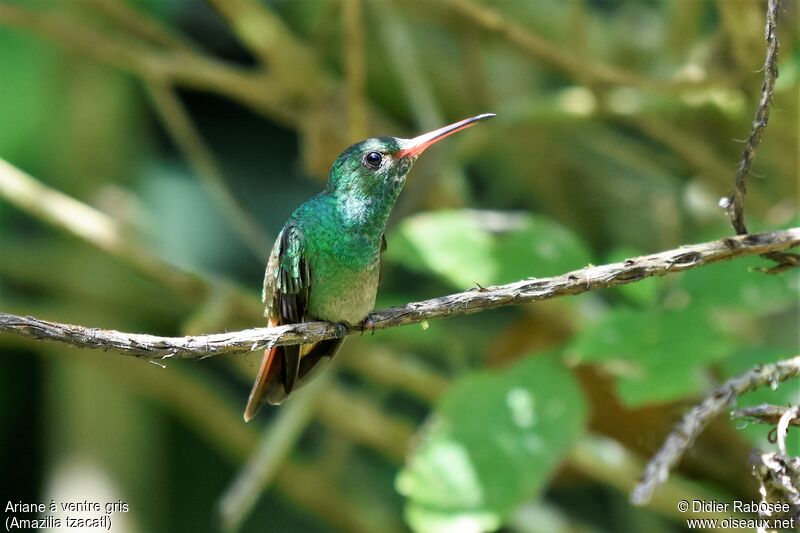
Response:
359,316,376,336
334,322,350,338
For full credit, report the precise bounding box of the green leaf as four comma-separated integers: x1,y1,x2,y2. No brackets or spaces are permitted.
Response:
568,308,735,406
386,210,592,289
397,355,586,533
677,257,799,312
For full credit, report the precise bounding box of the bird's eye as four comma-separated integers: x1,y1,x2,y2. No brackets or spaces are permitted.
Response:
364,151,383,169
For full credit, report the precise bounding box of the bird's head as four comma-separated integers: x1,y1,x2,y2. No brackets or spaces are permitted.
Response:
327,113,495,199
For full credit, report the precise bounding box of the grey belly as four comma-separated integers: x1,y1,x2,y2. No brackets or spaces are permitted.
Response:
307,267,380,325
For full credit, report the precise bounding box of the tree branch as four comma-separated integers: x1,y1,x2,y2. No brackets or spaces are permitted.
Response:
1,228,798,359
145,80,271,260
440,0,729,92
719,0,799,274
731,404,800,427
0,158,261,318
0,1,398,177
0,3,296,126
219,375,330,532
631,354,800,506
750,448,800,521
725,0,780,236
632,4,797,505
85,0,196,52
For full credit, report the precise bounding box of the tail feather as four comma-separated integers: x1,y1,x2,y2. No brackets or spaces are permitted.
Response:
298,338,345,382
281,344,301,394
243,337,347,422
243,346,281,422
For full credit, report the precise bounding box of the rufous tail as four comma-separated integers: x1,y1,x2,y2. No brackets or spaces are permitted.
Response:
243,346,278,422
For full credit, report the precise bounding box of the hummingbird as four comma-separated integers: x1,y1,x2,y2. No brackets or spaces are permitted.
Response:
244,113,495,421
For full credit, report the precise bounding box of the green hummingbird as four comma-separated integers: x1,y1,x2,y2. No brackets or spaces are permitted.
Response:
244,113,495,421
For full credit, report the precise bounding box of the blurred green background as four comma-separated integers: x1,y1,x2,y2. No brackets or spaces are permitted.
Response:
0,0,798,532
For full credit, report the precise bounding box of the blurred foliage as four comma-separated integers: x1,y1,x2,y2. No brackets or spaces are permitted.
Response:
386,210,592,287
0,1,798,533
397,355,586,533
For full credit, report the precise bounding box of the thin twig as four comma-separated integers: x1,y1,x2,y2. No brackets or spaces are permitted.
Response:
204,0,330,103
0,0,397,170
725,0,779,235
621,114,767,210
146,81,271,260
315,385,415,461
203,0,399,168
441,0,726,92
1,228,798,359
720,0,800,273
0,3,297,126
85,0,196,52
0,158,261,317
631,355,800,505
0,159,193,296
571,436,750,523
342,346,448,403
731,404,800,427
218,375,329,532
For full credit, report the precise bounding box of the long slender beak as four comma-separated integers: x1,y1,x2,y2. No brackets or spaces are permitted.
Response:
396,113,495,158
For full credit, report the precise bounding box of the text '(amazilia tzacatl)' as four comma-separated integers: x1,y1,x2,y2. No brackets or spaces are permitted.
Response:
244,113,495,421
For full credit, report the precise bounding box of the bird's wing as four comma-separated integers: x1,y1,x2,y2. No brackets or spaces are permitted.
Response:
245,226,309,421
270,225,309,391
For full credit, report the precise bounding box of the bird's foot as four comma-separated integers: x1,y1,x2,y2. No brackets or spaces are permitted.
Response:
359,315,376,336
333,322,350,338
